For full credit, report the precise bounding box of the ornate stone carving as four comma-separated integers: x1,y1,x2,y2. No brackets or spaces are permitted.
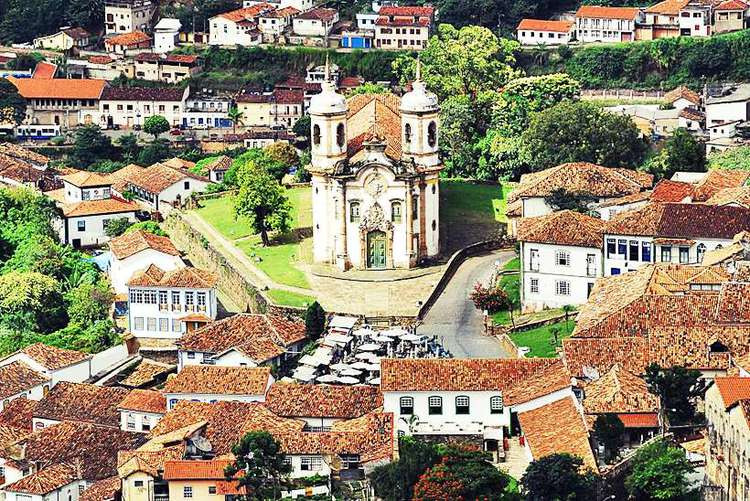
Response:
359,202,394,232
365,171,386,198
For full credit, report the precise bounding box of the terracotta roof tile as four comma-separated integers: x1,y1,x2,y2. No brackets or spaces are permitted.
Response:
714,377,750,408
563,337,650,378
88,55,114,65
575,5,642,19
517,19,574,31
101,87,184,102
33,382,130,427
203,156,232,174
379,5,435,16
705,186,750,208
296,7,337,21
0,424,28,450
265,384,382,419
651,179,694,202
125,162,207,193
517,210,605,248
0,398,38,431
716,0,748,10
346,93,402,162
32,62,57,80
163,366,271,395
118,389,166,414
518,397,597,470
109,230,179,260
120,359,175,388
693,169,750,202
127,264,218,288
9,78,106,100
60,196,139,217
646,0,690,14
375,16,430,26
62,171,111,188
679,107,705,121
381,358,570,405
665,85,701,105
105,31,151,47
0,361,49,399
79,476,120,501
4,462,81,494
583,364,658,414
219,3,275,21
616,412,659,428
163,459,231,480
0,143,49,165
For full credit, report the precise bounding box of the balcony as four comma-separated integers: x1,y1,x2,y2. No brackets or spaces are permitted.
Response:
154,494,169,501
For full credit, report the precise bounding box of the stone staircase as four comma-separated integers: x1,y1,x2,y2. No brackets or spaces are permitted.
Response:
497,437,531,481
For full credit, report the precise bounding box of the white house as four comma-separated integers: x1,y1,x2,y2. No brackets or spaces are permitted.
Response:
3,463,87,501
48,171,139,248
99,86,189,129
518,210,605,312
516,19,575,46
0,361,49,410
183,89,233,130
309,64,441,270
380,358,575,457
153,18,181,53
118,389,165,432
257,6,300,41
208,5,272,46
292,8,338,37
664,85,702,111
603,202,750,276
0,343,92,387
124,161,212,213
163,366,274,409
244,0,313,11
575,5,643,43
706,84,750,127
127,264,219,340
108,229,184,295
105,0,156,34
203,155,232,183
33,27,91,51
176,313,307,371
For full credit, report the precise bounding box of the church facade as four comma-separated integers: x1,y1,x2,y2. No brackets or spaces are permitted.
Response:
308,67,442,271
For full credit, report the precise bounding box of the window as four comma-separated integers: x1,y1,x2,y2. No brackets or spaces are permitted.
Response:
185,292,195,309
184,181,190,190
184,486,193,498
697,243,706,263
455,396,470,414
412,195,418,220
427,121,437,147
529,248,540,272
400,396,414,415
197,292,207,311
158,290,168,306
147,317,157,331
159,318,169,332
530,278,539,293
127,414,135,429
586,254,596,277
404,123,412,144
133,317,144,330
208,487,216,495
555,280,570,296
555,250,570,266
617,239,626,255
336,123,345,148
611,267,621,275
130,289,144,303
661,246,672,262
350,201,360,223
629,241,639,261
642,242,651,262
172,291,181,305
490,395,503,414
679,246,689,264
77,220,86,231
391,201,402,223
428,396,442,415
301,456,323,471
606,238,616,258
134,481,144,487
144,290,157,304
313,124,321,145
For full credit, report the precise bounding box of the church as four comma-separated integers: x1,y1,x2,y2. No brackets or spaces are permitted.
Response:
308,64,442,271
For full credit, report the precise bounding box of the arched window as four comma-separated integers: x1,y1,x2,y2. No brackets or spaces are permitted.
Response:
432,220,436,231
715,244,723,250
404,123,412,144
391,201,402,223
697,243,706,263
350,201,360,223
313,124,321,146
428,396,442,415
336,123,345,148
455,395,470,414
427,121,437,147
412,195,418,220
399,396,414,415
490,396,503,414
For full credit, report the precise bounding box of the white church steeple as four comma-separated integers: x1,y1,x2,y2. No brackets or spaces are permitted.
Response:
400,57,440,168
309,55,348,170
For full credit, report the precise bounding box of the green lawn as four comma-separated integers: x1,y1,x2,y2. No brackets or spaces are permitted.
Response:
266,289,316,308
236,238,311,289
195,197,253,240
509,320,575,358
503,257,520,271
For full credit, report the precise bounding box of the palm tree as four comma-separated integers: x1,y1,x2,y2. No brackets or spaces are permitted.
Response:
227,106,244,134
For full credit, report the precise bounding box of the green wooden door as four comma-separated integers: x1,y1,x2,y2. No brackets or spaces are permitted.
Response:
367,231,386,269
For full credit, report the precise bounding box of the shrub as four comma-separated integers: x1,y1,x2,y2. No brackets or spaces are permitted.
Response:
469,283,508,313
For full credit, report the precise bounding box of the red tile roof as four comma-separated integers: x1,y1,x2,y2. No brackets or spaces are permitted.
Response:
101,87,185,102
105,31,151,47
617,412,659,428
517,210,605,248
664,85,701,105
163,366,271,395
651,179,694,202
379,6,435,16
118,389,166,414
62,171,111,188
32,62,57,80
517,18,574,32
714,377,750,408
33,382,130,427
575,5,642,19
272,89,304,104
375,17,430,26
0,398,38,431
9,78,107,100
61,197,139,218
265,384,382,419
127,264,218,288
645,0,690,14
120,359,175,388
88,55,114,65
296,7,337,21
219,3,275,22
692,169,750,202
716,0,748,10
345,93,402,163
583,364,658,414
124,162,207,193
163,459,231,480
79,476,120,501
4,462,81,494
109,230,179,260
0,361,49,399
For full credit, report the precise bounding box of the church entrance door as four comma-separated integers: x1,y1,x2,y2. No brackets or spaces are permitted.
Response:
367,231,387,269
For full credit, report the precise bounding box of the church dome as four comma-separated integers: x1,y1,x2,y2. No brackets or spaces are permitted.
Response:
400,79,438,114
309,80,348,115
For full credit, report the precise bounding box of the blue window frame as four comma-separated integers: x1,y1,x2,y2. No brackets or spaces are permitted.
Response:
611,268,621,276
642,242,651,262
617,239,627,255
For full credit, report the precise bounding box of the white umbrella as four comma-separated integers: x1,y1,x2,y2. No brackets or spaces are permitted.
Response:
350,361,370,370
355,352,378,361
351,328,372,337
340,368,362,377
369,377,381,385
371,335,394,343
364,363,381,372
401,334,424,342
387,329,411,337
316,374,339,383
330,363,350,371
358,343,381,351
338,376,360,384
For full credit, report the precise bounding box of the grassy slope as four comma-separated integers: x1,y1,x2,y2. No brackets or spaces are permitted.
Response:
509,320,576,358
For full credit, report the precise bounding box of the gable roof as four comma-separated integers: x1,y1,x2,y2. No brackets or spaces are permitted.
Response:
517,210,605,248
716,0,748,10
218,3,275,21
120,359,175,388
575,5,642,19
117,389,166,414
714,377,750,409
79,476,120,501
265,384,382,419
125,162,208,193
295,7,337,21
4,462,81,494
651,179,694,202
583,364,658,414
33,382,130,427
9,78,107,100
163,459,231,480
378,5,435,16
0,361,49,399
517,18,574,32
346,93,402,162
693,169,750,202
60,197,139,218
705,186,750,208
127,264,218,289
0,398,38,431
62,171,111,188
109,230,180,260
664,85,701,105
645,0,690,14
163,366,271,395
101,86,184,102
105,31,151,46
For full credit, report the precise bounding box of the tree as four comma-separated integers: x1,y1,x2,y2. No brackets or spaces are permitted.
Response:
469,283,508,313
125,221,166,236
522,453,597,501
708,145,750,170
227,106,245,134
234,160,292,246
224,431,291,500
0,78,27,125
304,301,325,341
641,128,707,180
593,413,625,463
117,133,141,163
264,142,299,170
644,363,707,425
393,24,522,101
65,280,114,327
0,271,67,333
104,218,133,238
520,100,648,173
292,114,311,143
544,188,597,213
420,445,512,500
2,235,64,278
369,437,441,501
350,82,389,95
68,124,115,168
143,115,170,140
137,139,171,166
625,439,693,500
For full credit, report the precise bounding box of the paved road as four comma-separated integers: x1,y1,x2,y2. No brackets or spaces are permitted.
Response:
417,249,515,359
